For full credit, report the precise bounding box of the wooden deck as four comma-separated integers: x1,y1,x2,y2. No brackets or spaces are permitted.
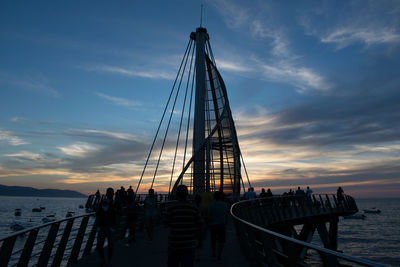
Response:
73,219,247,267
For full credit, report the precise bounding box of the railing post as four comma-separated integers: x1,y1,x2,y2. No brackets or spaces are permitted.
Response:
83,218,98,256
67,216,89,265
319,195,326,212
17,228,39,267
37,222,60,267
51,219,74,267
0,235,17,267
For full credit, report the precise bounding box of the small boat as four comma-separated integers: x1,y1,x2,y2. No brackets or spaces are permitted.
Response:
14,208,22,216
46,214,55,218
66,211,75,218
363,208,381,214
42,217,55,223
40,207,46,210
79,205,84,209
343,214,366,220
10,222,24,231
32,208,42,212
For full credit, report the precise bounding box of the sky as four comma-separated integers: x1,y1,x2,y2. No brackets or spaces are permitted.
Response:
0,0,399,197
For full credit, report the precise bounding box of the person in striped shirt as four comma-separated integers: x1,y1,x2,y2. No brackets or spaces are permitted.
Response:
165,185,202,267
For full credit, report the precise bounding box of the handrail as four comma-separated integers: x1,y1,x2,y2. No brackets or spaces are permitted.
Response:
0,212,97,267
230,195,386,267
0,212,95,242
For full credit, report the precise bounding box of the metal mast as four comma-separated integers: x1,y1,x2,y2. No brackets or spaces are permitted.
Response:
192,27,208,196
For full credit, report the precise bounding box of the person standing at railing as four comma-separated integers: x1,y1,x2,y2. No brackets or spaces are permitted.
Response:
337,187,345,207
295,187,305,206
96,187,116,266
245,187,257,203
306,186,313,206
259,188,267,198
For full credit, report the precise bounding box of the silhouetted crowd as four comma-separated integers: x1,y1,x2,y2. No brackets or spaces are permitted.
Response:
92,185,345,266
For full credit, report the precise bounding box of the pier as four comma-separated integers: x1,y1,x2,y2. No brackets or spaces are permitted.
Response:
0,194,384,267
0,26,388,267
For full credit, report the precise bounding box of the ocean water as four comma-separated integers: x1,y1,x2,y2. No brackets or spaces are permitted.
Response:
337,198,400,266
0,196,86,239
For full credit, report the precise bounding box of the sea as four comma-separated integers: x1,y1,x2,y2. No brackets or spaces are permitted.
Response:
0,196,399,266
336,198,400,266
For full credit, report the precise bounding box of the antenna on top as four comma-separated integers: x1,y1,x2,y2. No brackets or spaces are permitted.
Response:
200,3,203,27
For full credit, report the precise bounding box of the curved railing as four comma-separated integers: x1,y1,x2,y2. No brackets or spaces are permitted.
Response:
230,194,386,267
236,194,358,228
0,212,96,267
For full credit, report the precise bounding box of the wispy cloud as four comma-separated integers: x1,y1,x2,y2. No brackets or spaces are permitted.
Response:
94,92,141,108
209,0,330,93
10,117,26,123
250,20,291,58
216,59,252,73
0,130,29,146
58,142,100,158
77,129,140,142
320,27,400,49
5,151,43,161
85,65,175,80
260,62,331,92
298,1,400,50
208,0,250,29
0,72,60,98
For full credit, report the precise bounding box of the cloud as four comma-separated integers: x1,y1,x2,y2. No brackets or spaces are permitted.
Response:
209,0,331,93
78,129,139,141
10,117,26,123
0,130,29,146
215,59,252,73
94,92,141,108
208,0,250,29
85,65,175,80
4,151,43,161
250,20,291,58
259,62,331,92
321,27,400,49
0,72,60,98
298,1,400,50
58,142,100,158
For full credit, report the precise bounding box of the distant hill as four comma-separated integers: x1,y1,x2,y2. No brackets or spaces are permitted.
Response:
0,184,87,198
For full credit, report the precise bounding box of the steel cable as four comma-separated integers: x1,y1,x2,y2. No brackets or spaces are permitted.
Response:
134,39,192,195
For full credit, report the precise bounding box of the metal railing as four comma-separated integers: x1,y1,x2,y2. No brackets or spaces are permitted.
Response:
230,194,386,267
0,195,175,267
0,212,96,267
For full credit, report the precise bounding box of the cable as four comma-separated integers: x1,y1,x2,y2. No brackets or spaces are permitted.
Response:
134,39,192,195
151,40,193,188
168,41,195,196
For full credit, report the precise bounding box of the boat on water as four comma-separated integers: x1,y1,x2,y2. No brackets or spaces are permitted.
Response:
32,208,41,212
364,208,381,214
344,214,366,220
66,211,75,217
14,208,21,216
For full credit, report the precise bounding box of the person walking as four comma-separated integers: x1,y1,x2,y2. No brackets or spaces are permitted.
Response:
165,185,202,267
96,188,116,266
125,193,138,244
144,188,157,241
208,191,229,263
